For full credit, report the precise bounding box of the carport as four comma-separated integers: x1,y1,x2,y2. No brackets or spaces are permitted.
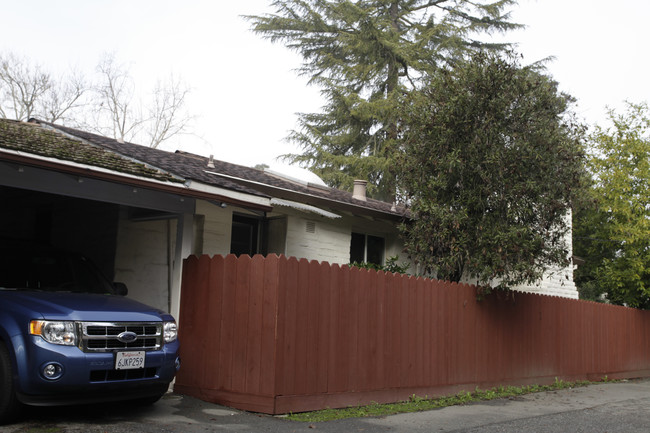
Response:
0,148,195,318
0,119,270,318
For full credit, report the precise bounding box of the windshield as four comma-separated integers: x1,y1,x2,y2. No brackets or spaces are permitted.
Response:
0,250,115,294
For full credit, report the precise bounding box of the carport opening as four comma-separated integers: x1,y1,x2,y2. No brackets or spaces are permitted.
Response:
0,185,179,312
0,185,120,280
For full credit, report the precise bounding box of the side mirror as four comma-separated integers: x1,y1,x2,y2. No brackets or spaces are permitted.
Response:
112,282,128,296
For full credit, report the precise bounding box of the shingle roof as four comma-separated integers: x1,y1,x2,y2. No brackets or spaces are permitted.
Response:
27,120,268,198
21,119,407,219
0,119,181,184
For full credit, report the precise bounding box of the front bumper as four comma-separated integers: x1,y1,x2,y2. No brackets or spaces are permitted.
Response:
15,336,180,406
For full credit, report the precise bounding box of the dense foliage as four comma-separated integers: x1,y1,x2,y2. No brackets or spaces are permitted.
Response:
574,102,650,308
397,52,587,288
349,255,411,274
248,0,520,200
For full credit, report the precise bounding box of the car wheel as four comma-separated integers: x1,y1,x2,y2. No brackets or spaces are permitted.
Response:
0,342,19,425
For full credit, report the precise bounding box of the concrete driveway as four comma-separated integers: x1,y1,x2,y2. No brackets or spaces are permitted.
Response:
1,379,650,432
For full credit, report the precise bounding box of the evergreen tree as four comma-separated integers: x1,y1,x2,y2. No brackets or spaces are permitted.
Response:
248,0,520,200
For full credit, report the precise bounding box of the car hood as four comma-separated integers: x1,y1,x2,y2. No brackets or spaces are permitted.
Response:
0,290,172,322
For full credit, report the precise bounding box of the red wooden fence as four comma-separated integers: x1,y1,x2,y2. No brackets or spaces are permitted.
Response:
173,254,650,414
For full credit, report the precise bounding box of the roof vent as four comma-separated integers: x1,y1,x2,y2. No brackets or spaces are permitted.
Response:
207,155,215,169
352,180,368,201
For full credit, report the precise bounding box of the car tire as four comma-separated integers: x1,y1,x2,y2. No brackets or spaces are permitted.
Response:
0,341,19,425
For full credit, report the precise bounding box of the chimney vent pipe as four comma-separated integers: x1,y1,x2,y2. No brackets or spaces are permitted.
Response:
352,180,368,201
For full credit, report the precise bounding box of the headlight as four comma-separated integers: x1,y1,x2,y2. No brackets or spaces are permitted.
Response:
163,321,178,343
30,320,76,346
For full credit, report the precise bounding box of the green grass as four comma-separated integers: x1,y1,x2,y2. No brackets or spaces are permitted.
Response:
287,378,603,422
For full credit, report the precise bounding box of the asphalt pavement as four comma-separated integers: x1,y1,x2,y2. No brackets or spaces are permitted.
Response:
1,378,649,432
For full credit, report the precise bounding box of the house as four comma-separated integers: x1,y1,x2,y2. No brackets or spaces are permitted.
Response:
0,119,410,318
0,118,579,320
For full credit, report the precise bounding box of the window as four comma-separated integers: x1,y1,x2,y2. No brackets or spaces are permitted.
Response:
350,232,385,265
366,235,385,265
230,214,260,257
350,233,365,263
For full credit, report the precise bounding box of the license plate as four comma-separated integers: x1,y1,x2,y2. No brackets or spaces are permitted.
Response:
115,351,145,370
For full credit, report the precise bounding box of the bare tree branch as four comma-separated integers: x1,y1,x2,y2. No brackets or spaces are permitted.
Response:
38,68,88,123
145,74,192,148
0,50,193,148
93,53,144,142
0,52,51,121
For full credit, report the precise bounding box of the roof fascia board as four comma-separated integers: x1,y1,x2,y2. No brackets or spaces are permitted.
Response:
270,198,341,219
1,147,183,188
204,170,405,221
0,157,194,213
0,149,272,212
183,179,271,209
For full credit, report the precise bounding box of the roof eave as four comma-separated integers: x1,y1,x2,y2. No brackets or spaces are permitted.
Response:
204,169,407,221
0,149,273,212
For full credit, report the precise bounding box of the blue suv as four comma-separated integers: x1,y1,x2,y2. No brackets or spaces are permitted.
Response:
0,246,180,424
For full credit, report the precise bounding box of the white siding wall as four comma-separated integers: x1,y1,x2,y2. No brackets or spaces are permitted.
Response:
512,214,578,298
278,208,410,268
285,214,352,265
196,200,232,256
512,264,578,299
384,235,404,260
383,233,416,274
350,217,411,269
114,208,174,312
112,199,230,315
267,217,288,256
166,199,578,301
462,214,579,299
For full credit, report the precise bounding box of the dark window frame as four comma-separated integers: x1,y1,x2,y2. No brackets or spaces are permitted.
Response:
230,214,262,257
350,232,385,265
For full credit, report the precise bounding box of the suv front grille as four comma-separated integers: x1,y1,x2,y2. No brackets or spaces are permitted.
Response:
78,322,162,353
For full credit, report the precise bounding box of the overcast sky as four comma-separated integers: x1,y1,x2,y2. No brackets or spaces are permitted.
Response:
1,0,648,171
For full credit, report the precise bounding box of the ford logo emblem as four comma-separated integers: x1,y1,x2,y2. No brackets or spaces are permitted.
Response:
117,331,138,344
